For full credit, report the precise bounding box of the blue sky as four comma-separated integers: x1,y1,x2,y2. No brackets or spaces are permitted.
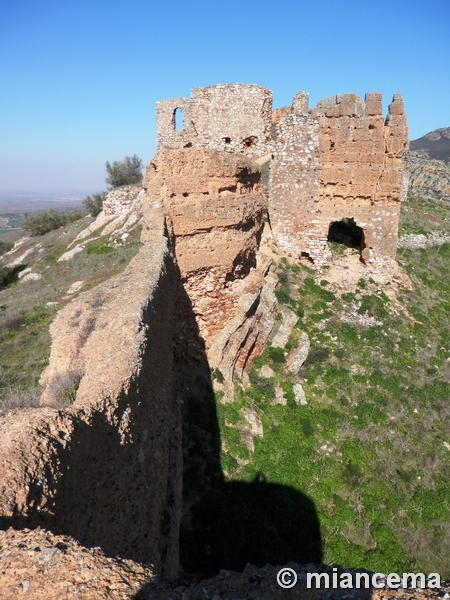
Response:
0,0,449,192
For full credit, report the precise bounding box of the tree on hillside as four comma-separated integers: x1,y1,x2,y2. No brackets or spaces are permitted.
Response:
83,192,106,217
105,155,143,189
22,209,86,236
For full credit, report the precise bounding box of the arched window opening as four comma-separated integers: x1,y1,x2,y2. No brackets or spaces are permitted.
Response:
174,108,184,131
327,218,365,262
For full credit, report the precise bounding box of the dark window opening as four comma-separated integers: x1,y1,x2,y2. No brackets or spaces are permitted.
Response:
327,218,366,260
242,136,258,155
223,137,231,144
174,108,184,131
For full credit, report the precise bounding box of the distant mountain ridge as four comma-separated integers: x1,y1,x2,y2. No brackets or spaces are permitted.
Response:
404,127,450,203
409,127,450,163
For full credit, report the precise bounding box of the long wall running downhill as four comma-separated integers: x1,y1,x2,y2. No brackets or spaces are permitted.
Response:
0,147,278,582
0,201,182,576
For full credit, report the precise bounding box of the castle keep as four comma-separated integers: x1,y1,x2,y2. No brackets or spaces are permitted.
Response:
158,83,408,279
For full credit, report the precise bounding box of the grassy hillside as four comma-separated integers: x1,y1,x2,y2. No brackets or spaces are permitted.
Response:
217,194,450,576
0,217,142,410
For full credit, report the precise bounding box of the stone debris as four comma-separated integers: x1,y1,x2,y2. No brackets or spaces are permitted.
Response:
0,528,154,599
398,232,450,249
240,408,264,451
288,331,310,375
137,562,449,600
259,364,275,378
293,382,307,405
271,305,298,348
65,280,84,295
341,311,381,327
272,385,287,405
21,272,42,282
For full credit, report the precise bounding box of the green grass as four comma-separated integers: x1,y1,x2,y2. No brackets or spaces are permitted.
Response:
216,198,450,576
0,219,143,409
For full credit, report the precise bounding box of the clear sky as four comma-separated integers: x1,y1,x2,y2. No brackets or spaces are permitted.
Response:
1,0,449,192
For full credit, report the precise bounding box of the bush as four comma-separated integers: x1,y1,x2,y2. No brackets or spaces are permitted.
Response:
22,209,86,236
105,154,143,188
46,370,83,406
269,347,286,363
0,241,14,256
83,192,106,217
0,264,27,290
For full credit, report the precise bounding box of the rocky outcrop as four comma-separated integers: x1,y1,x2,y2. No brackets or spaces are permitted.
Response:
404,150,450,203
58,184,144,261
0,528,154,599
410,127,450,162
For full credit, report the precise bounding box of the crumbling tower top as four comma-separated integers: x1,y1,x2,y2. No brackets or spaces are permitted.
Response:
156,83,273,158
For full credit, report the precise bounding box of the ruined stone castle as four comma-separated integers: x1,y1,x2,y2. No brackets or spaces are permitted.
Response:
158,83,408,278
0,83,408,596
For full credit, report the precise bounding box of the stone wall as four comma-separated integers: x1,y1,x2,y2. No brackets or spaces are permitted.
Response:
269,91,408,278
145,148,267,345
0,202,182,576
144,148,277,400
157,84,273,158
102,183,143,217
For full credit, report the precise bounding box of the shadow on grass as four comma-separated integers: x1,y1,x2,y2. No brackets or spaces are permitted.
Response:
0,254,322,584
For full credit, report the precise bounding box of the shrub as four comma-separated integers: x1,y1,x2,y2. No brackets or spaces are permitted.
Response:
0,241,14,255
105,155,143,188
83,192,106,217
269,346,286,363
0,388,41,411
0,264,27,290
46,370,83,406
86,242,114,255
22,209,86,236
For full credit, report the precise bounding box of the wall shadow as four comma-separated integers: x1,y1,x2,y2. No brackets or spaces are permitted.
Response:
0,256,322,583
173,284,322,580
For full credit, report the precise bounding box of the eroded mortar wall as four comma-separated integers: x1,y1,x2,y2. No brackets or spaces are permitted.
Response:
145,148,266,344
0,205,182,576
144,148,277,400
157,84,273,158
270,92,408,276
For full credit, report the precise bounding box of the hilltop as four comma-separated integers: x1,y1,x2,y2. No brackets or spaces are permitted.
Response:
404,128,450,203
410,128,450,163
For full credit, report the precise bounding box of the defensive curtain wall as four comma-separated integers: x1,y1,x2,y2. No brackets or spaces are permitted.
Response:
0,83,408,595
